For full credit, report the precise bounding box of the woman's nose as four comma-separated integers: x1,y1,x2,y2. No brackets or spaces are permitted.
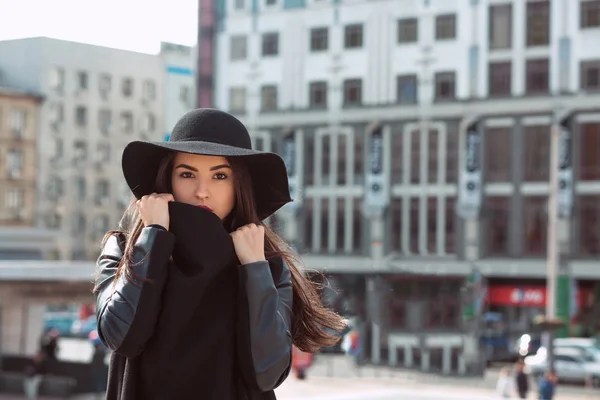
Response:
194,180,209,199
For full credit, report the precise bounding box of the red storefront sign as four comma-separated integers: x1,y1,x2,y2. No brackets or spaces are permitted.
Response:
488,286,589,308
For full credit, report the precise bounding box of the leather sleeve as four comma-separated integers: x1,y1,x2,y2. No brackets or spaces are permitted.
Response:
94,226,175,358
236,258,293,392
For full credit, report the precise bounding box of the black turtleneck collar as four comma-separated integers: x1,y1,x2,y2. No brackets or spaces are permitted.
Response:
168,202,238,276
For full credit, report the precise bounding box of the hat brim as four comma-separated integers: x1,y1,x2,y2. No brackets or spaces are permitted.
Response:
122,140,292,221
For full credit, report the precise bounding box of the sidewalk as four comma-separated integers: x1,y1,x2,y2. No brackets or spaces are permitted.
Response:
308,354,600,398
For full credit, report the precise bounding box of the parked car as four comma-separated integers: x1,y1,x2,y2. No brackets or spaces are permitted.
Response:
525,347,600,386
71,316,97,338
43,312,78,337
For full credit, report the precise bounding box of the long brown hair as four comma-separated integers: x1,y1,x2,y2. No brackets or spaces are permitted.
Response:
97,152,346,352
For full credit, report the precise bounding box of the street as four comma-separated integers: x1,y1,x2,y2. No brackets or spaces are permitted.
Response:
11,339,593,400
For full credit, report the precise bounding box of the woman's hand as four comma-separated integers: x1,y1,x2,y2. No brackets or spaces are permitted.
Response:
136,193,174,230
230,224,266,265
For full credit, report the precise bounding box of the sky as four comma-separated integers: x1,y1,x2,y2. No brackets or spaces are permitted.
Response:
0,0,199,54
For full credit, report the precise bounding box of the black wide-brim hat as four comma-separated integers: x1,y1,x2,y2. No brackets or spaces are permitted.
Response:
122,108,292,220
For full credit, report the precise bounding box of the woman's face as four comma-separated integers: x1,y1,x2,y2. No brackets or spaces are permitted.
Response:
170,153,235,221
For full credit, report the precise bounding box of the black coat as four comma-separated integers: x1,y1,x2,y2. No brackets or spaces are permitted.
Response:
94,202,293,399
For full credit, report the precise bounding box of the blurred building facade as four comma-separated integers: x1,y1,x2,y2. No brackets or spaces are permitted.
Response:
0,87,59,260
204,0,600,366
0,37,195,261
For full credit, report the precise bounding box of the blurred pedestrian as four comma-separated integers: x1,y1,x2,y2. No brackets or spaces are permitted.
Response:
341,326,362,367
514,361,529,399
93,109,347,399
40,328,59,361
538,369,557,400
23,351,45,400
496,366,514,398
291,345,314,380
90,342,108,398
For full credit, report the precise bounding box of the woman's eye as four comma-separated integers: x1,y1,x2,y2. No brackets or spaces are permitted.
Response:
214,173,228,180
180,172,194,178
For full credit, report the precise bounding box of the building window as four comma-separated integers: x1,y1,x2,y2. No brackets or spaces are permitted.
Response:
396,74,418,104
410,129,420,184
143,80,156,101
95,180,110,205
99,74,111,96
446,129,459,183
229,87,247,113
434,72,456,100
343,79,362,106
94,214,110,239
489,62,512,96
337,134,347,185
180,85,191,105
49,103,64,124
526,1,550,47
321,135,331,181
353,130,364,185
234,0,244,9
5,189,24,212
97,143,111,162
409,198,419,253
581,60,600,91
489,4,512,49
75,106,87,127
122,78,134,97
526,59,549,94
485,127,511,182
435,14,456,40
523,196,547,256
523,125,549,181
49,68,65,92
74,177,86,201
303,198,314,251
485,197,510,256
140,113,156,134
578,196,600,255
47,176,64,200
262,33,279,56
309,81,327,108
445,197,456,253
98,109,111,135
310,27,328,52
428,130,439,184
304,135,315,186
72,213,86,235
10,108,26,138
73,141,88,165
352,199,363,250
261,85,278,111
391,133,403,184
6,149,24,179
390,198,403,251
397,18,418,43
579,123,600,180
230,35,247,60
344,24,363,49
265,0,276,5
76,71,88,91
121,111,134,133
581,0,600,28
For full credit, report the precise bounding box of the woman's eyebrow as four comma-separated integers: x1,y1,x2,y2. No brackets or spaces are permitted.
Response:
174,163,198,172
210,164,232,171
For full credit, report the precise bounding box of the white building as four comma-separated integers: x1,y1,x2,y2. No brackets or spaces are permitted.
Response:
0,37,194,260
206,0,600,369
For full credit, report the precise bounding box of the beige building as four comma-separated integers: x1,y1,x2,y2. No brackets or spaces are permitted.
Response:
0,87,41,227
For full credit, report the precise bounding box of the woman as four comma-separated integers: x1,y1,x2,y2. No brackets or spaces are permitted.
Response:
94,109,345,399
